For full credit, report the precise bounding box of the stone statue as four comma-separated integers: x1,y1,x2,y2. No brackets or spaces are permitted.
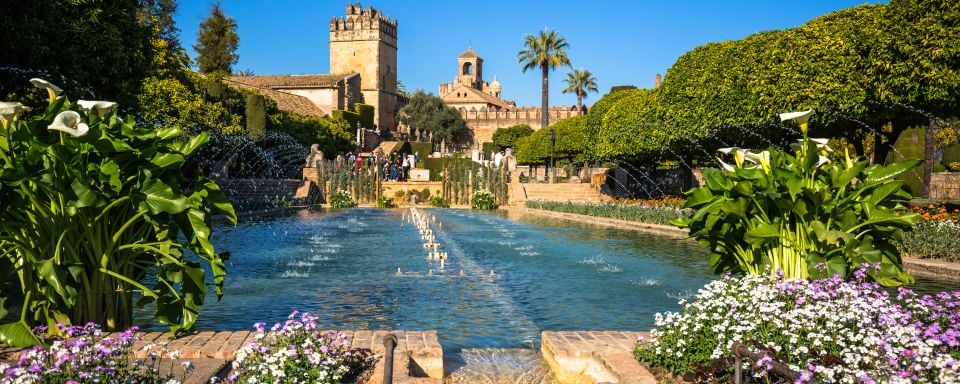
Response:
305,144,323,168
504,147,517,172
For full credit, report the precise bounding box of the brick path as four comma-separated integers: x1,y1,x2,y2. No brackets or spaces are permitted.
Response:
3,330,443,384
541,331,656,384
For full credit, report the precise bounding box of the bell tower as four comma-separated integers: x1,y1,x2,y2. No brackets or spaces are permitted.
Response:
456,48,483,89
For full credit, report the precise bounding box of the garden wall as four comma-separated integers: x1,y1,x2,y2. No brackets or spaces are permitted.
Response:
931,172,960,200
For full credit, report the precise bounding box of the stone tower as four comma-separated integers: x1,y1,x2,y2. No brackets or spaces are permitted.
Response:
457,48,483,88
329,2,399,130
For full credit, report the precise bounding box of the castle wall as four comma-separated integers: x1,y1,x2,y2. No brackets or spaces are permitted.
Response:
461,108,584,146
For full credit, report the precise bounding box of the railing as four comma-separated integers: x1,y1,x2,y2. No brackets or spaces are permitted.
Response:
382,333,398,384
731,341,815,384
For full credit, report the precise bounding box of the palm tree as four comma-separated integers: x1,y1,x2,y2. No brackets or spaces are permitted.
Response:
518,29,571,128
562,69,598,115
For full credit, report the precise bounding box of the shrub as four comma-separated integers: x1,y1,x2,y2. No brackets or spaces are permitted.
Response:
430,195,450,208
635,272,960,383
674,111,920,286
898,220,960,262
226,311,362,384
375,195,395,208
471,189,498,210
0,324,191,383
525,200,689,225
0,79,236,346
329,190,355,208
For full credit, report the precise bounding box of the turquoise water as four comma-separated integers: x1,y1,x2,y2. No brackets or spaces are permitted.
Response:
134,208,958,350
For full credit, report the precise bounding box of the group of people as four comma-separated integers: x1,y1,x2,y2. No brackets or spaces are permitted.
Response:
332,150,419,182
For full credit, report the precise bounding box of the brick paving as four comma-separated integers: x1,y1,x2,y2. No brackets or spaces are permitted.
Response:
2,330,443,383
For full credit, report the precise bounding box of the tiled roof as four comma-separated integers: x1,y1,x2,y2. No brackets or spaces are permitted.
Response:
223,74,353,89
222,78,327,117
442,84,510,109
458,48,481,59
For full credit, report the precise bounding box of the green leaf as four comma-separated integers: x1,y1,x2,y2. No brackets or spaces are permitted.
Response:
156,126,181,141
70,179,98,208
38,259,77,307
203,180,237,224
0,321,41,348
150,153,185,169
745,222,780,245
142,180,189,214
863,159,922,184
178,132,209,156
187,208,214,257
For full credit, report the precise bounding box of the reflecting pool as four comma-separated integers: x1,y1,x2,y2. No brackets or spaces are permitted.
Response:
134,208,958,350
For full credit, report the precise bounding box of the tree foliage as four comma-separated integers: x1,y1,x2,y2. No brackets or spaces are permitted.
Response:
0,1,153,106
562,69,599,114
398,90,467,146
596,1,960,167
518,29,572,128
492,124,534,149
595,89,662,162
193,2,239,74
516,116,589,165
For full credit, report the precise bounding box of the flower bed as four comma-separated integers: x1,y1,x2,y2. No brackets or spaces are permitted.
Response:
525,200,690,225
1,324,190,383
225,311,364,383
634,271,960,383
899,220,960,262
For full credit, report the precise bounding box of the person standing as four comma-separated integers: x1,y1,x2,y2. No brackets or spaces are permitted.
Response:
335,152,344,172
494,150,504,169
402,154,411,181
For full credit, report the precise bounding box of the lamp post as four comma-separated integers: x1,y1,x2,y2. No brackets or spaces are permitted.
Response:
548,128,556,184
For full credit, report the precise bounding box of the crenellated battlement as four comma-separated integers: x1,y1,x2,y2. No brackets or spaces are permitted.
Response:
330,2,397,38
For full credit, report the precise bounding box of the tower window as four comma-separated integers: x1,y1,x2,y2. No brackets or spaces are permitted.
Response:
462,62,473,75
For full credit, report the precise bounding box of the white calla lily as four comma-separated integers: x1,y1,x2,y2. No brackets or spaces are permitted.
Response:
745,150,772,173
816,155,831,167
717,157,736,172
718,147,746,167
779,109,815,135
77,100,118,116
0,101,30,129
48,111,90,137
30,78,63,102
717,147,739,154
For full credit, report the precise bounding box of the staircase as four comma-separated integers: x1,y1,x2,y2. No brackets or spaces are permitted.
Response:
371,141,403,155
218,179,319,209
510,182,608,205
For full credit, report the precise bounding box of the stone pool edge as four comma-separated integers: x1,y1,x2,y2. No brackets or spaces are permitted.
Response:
512,207,960,283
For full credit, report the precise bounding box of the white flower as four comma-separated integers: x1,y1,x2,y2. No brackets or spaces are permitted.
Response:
0,101,30,128
77,100,118,116
779,109,815,134
47,111,90,137
30,78,63,102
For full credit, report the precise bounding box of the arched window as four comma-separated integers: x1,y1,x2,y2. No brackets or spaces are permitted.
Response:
462,62,473,75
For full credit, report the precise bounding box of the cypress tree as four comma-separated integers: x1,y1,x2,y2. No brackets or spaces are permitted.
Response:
193,2,239,74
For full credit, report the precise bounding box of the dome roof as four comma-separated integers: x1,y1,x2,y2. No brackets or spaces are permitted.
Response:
489,75,501,88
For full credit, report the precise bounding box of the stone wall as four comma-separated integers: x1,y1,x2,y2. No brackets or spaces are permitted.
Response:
460,107,584,147
931,172,960,200
329,3,399,130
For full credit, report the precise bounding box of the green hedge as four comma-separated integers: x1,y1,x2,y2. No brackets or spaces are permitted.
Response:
886,126,925,196
355,103,374,128
333,109,361,129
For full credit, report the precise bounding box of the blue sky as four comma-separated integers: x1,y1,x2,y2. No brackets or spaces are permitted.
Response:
175,1,881,108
